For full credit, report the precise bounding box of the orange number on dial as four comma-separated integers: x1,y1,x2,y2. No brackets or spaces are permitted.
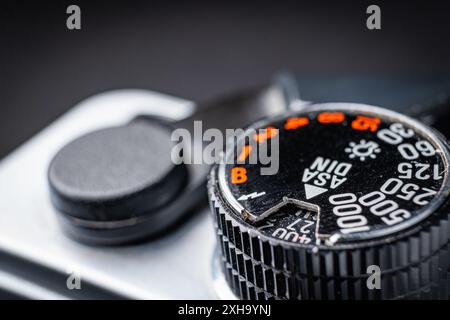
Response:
231,167,248,184
318,112,345,124
253,126,279,142
351,116,381,132
238,145,252,162
284,117,309,130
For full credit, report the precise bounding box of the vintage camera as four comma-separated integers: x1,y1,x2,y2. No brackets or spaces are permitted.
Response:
0,74,448,299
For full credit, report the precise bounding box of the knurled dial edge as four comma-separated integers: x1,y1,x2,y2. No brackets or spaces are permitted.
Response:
208,168,450,300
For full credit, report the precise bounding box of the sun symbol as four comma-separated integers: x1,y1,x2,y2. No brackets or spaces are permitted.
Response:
345,139,381,161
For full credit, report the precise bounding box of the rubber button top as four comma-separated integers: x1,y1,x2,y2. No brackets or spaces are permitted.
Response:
48,120,187,222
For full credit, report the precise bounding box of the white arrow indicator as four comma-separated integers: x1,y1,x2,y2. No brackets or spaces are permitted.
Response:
238,191,266,201
304,184,328,200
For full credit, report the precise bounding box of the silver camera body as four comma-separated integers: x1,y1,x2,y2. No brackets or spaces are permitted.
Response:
0,90,224,299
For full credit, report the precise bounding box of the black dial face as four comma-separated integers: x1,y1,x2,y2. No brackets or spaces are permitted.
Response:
218,104,450,246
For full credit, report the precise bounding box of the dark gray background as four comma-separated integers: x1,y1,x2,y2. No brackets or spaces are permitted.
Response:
1,0,449,158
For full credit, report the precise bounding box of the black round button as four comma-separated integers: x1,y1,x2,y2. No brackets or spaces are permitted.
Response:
48,119,187,227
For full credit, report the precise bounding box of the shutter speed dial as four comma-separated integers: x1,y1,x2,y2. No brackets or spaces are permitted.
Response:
208,103,450,299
